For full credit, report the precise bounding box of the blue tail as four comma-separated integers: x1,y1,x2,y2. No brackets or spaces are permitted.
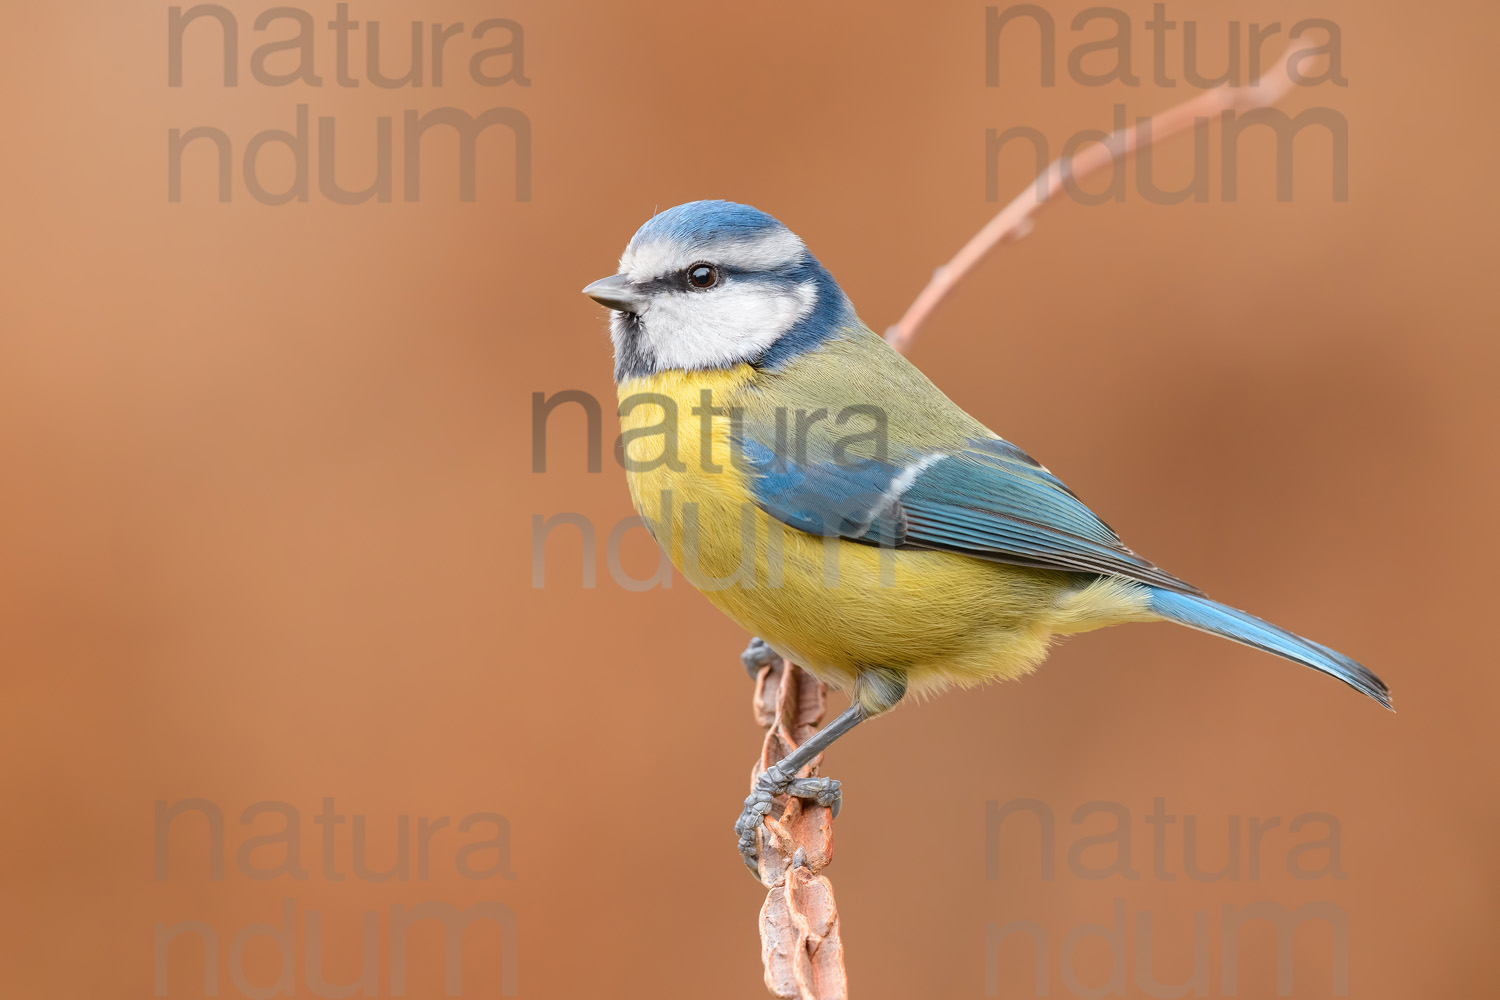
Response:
1148,589,1392,710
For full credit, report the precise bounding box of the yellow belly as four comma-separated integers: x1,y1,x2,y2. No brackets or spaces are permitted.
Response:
617,369,1152,707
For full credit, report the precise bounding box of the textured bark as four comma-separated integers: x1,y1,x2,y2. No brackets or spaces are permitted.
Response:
747,653,847,1000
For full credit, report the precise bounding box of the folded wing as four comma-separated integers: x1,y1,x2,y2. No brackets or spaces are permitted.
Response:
741,433,1202,595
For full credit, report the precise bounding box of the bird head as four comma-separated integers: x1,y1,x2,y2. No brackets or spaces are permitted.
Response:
583,200,853,380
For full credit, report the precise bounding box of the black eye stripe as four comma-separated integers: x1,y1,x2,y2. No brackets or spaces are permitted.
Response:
632,264,796,294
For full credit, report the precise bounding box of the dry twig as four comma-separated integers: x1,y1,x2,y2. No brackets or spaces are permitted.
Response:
744,644,846,999
747,42,1321,999
885,38,1323,352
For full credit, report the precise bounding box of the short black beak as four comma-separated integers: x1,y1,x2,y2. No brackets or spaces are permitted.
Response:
582,274,644,313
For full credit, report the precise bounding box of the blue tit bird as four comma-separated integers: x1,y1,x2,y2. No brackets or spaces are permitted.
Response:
582,200,1391,868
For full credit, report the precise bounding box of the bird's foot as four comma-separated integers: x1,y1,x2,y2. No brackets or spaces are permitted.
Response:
734,764,843,870
789,776,843,817
741,636,777,678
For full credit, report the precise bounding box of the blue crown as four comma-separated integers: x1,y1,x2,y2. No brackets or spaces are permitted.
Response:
631,200,786,247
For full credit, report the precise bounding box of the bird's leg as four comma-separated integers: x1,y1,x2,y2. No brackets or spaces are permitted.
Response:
734,663,907,868
734,702,866,867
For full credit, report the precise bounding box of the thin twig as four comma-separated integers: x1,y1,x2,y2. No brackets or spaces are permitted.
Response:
884,41,1323,353
746,647,847,1000
750,42,1320,998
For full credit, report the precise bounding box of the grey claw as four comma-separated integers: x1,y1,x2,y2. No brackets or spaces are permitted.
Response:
741,637,777,677
735,799,766,870
733,769,844,869
787,777,843,819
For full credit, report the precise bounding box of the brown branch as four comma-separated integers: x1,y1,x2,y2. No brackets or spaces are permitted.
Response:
748,42,1320,998
884,41,1323,353
745,646,847,1000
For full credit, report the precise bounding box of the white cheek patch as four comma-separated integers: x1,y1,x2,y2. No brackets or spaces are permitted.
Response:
620,229,807,282
641,279,817,371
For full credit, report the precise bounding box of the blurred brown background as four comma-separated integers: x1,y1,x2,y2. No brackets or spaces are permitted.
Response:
1,0,1495,997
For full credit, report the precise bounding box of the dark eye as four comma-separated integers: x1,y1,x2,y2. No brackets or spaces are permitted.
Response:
687,263,719,289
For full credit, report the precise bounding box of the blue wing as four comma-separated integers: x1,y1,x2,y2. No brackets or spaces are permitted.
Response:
740,434,1203,595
